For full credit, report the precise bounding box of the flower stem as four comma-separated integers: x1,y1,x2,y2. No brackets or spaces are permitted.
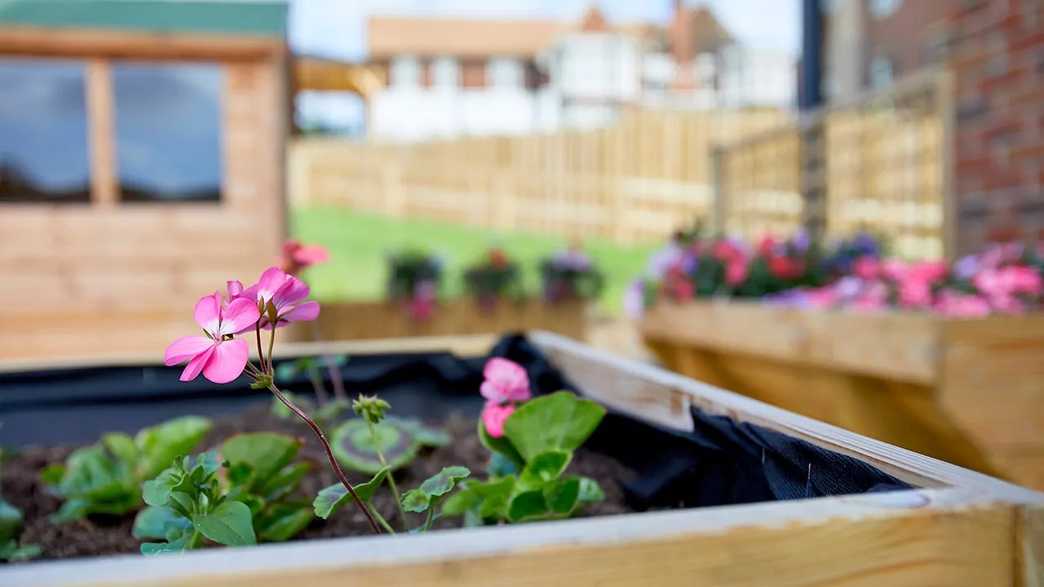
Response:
267,382,382,534
366,419,407,530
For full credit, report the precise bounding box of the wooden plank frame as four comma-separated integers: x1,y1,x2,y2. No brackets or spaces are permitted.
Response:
1,332,1042,586
640,301,1044,489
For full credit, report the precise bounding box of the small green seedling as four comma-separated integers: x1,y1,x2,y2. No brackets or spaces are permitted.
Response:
443,391,606,524
0,449,40,562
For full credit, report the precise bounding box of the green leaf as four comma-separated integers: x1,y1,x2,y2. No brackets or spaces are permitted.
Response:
487,452,520,477
256,502,313,542
441,477,515,520
545,477,581,515
313,399,350,423
133,506,190,540
577,477,605,504
402,466,471,514
507,490,548,522
401,419,451,447
142,469,181,508
478,421,525,469
221,433,301,489
400,489,430,513
194,501,256,546
140,530,195,555
0,540,41,562
39,464,65,486
519,450,571,488
259,462,312,502
55,445,133,503
0,498,23,542
312,467,389,520
503,391,605,462
332,418,419,474
135,416,212,479
102,433,139,466
49,498,90,524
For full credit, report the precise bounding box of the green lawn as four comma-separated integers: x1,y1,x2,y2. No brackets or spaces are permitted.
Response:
291,207,657,315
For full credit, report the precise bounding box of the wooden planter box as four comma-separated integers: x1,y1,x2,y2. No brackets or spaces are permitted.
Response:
640,301,1044,489
2,332,1043,586
288,299,587,342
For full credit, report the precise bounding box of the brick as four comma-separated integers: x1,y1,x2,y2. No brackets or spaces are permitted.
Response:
978,66,1026,91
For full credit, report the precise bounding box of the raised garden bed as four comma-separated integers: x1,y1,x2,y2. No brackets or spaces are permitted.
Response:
1,332,1042,586
640,301,1044,489
288,299,587,342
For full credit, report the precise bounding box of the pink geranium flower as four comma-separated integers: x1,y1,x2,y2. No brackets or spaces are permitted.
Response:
853,256,881,280
240,267,320,329
725,258,748,286
481,402,515,438
935,290,992,317
480,358,531,404
164,292,261,383
281,240,329,275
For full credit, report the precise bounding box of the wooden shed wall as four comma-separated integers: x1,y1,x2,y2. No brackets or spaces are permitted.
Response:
0,29,288,360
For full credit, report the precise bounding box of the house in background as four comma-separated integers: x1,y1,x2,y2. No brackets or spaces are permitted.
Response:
366,3,797,142
0,0,290,360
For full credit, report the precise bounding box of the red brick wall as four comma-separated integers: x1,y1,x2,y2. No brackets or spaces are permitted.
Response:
947,0,1044,252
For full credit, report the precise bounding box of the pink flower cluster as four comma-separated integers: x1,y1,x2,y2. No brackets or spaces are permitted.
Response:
479,358,532,438
780,243,1042,317
164,267,321,384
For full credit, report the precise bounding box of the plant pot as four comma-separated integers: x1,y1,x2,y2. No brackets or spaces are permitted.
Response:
1,333,1041,586
640,300,1044,489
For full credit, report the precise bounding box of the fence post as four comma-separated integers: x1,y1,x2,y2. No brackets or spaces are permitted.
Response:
711,146,726,235
939,69,957,261
799,115,827,242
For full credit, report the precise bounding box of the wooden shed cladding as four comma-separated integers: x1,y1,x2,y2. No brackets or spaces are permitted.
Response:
0,27,289,360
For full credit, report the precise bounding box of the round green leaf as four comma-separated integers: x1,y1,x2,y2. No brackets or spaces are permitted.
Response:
503,391,606,462
332,418,420,474
195,501,256,547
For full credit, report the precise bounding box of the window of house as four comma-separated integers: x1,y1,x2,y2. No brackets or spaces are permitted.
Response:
112,62,223,202
391,56,421,88
488,58,523,89
0,58,91,203
432,57,460,88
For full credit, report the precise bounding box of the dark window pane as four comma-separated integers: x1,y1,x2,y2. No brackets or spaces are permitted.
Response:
113,62,223,203
0,58,90,203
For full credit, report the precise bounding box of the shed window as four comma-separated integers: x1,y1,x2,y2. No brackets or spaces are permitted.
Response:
113,62,223,202
0,58,91,203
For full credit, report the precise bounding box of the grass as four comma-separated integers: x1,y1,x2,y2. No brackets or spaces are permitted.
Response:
290,206,658,315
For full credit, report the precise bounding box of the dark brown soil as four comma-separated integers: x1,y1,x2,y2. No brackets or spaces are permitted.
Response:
3,404,635,562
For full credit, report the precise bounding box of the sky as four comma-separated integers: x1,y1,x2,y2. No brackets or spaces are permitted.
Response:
289,0,800,61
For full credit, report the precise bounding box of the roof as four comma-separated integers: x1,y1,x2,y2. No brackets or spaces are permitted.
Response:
368,16,568,59
0,0,288,38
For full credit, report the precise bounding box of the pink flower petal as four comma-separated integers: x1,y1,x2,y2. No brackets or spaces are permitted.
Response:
274,275,310,306
282,300,319,323
481,358,531,403
193,292,222,334
294,245,329,266
227,280,244,299
256,267,289,302
180,344,216,382
220,297,262,335
164,336,214,366
202,339,249,384
481,402,515,438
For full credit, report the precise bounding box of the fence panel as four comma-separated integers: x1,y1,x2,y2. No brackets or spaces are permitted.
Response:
289,109,784,244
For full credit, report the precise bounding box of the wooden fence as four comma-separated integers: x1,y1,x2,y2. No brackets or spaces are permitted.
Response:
718,69,953,259
289,109,784,244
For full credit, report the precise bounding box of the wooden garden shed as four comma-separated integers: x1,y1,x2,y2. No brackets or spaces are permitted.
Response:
0,1,290,361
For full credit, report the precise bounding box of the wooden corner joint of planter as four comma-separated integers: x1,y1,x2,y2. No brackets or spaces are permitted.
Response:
1019,504,1044,587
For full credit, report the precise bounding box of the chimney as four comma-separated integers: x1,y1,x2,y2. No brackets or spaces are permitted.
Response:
670,0,694,89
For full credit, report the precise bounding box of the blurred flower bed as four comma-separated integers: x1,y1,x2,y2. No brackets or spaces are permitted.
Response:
387,247,603,320
629,231,1044,318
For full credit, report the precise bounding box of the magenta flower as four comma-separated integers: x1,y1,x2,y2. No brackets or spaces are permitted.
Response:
241,267,320,329
935,290,992,317
281,239,330,275
480,358,531,404
164,292,261,383
481,402,516,438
